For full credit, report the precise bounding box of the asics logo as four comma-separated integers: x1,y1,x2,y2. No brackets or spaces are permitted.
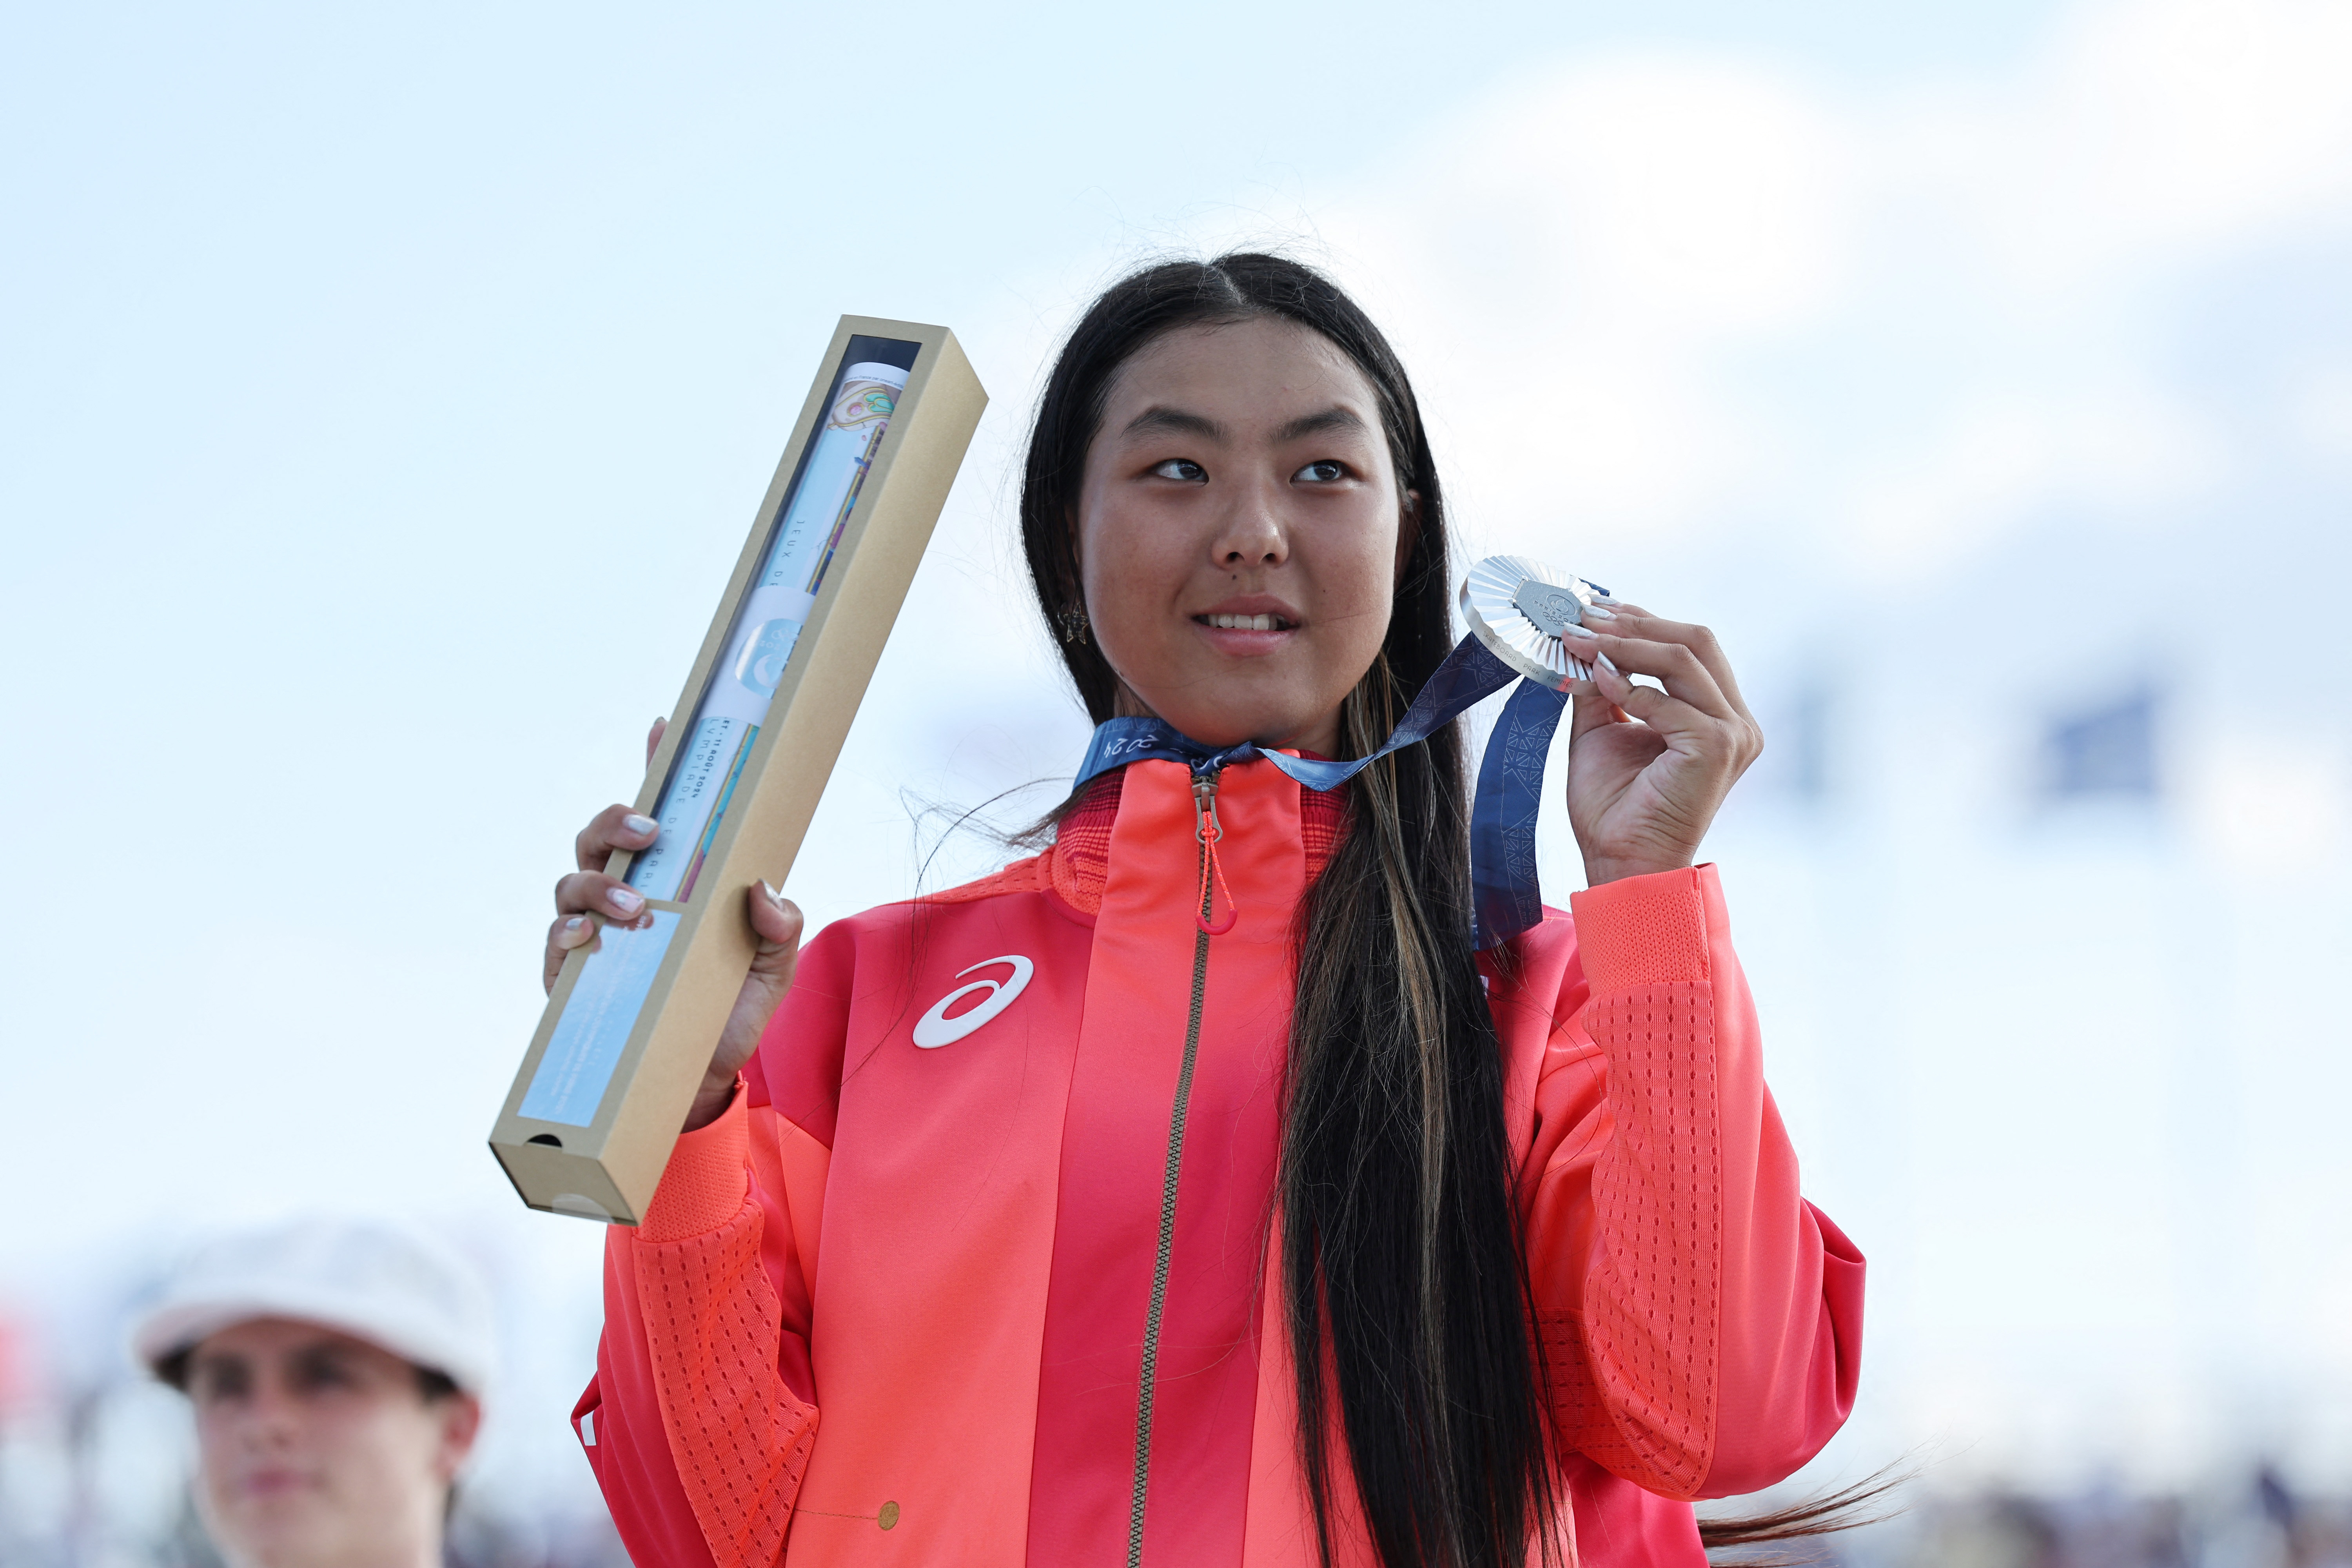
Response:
912,955,1034,1048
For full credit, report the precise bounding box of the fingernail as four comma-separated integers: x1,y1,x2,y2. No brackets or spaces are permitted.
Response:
1598,652,1621,675
624,813,659,837
608,887,644,915
563,915,589,935
760,880,785,907
1581,603,1616,621
1561,622,1599,642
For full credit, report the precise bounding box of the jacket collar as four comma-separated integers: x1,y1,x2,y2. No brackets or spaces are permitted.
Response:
1046,764,1347,918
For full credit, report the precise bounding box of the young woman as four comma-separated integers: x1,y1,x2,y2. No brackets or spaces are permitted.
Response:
548,254,1865,1568
135,1220,492,1568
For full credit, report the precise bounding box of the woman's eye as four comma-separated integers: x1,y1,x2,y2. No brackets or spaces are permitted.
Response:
1150,459,1206,482
193,1365,251,1403
1294,460,1346,483
291,1352,358,1393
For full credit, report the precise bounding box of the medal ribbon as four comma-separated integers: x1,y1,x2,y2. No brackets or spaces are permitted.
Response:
1069,634,1572,949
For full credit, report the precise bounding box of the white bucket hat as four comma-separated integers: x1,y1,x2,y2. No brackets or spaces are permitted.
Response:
131,1217,496,1396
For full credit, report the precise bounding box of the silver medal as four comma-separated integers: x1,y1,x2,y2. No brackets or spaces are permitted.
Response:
1457,555,1615,690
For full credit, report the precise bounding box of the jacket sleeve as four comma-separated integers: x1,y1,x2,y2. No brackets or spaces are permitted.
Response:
1520,864,1865,1501
573,1083,833,1568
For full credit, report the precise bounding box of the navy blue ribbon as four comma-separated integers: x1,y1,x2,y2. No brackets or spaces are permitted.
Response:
1069,635,1571,949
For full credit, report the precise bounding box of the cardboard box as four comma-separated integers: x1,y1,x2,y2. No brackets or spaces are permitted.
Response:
490,316,987,1223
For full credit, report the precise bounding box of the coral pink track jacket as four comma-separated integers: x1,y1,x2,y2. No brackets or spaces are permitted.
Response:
573,756,1864,1568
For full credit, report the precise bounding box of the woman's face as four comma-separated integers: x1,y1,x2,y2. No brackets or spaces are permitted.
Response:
1076,317,1410,757
187,1317,478,1568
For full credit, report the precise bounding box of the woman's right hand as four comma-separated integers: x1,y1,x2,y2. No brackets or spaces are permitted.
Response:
544,717,806,1132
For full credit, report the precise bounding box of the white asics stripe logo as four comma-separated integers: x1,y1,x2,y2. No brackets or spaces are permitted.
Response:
912,955,1034,1048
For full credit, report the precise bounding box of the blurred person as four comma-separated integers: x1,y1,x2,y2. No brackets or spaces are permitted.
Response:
131,1218,493,1568
555,254,1871,1567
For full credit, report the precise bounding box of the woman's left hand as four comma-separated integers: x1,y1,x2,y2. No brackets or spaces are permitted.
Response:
1559,605,1764,887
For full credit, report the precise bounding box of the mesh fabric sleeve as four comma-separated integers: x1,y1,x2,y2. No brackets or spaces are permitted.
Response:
1521,864,1866,1501
575,928,852,1568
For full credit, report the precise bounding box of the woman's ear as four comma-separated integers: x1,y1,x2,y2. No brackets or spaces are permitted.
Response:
1395,489,1423,582
434,1393,483,1483
1064,504,1087,608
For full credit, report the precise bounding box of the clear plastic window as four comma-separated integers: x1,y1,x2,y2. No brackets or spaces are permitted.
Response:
625,336,920,902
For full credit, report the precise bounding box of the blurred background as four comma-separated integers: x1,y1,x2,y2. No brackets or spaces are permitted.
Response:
4,0,2349,1562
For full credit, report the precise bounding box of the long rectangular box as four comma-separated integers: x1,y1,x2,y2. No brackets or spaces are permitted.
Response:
490,316,987,1223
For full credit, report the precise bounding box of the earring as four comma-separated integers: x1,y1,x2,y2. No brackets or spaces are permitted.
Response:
1057,604,1091,645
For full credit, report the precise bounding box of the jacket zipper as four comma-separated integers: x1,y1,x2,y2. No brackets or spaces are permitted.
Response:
1126,768,1224,1568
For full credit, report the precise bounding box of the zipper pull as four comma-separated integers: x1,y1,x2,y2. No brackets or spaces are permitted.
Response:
1192,771,1223,837
1192,769,1238,936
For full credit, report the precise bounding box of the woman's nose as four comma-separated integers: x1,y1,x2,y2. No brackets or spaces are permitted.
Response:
1210,482,1288,567
218,1390,301,1451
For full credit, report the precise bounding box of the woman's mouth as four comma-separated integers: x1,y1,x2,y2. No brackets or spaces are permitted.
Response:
1191,606,1301,658
237,1465,319,1500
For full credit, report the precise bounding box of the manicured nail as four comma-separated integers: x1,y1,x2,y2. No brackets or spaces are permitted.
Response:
563,915,589,935
1598,652,1622,675
1561,622,1599,642
1581,603,1616,620
608,887,644,915
624,813,659,838
761,880,786,907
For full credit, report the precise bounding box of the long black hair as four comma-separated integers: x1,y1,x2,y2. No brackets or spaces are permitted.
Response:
1021,252,1553,1568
